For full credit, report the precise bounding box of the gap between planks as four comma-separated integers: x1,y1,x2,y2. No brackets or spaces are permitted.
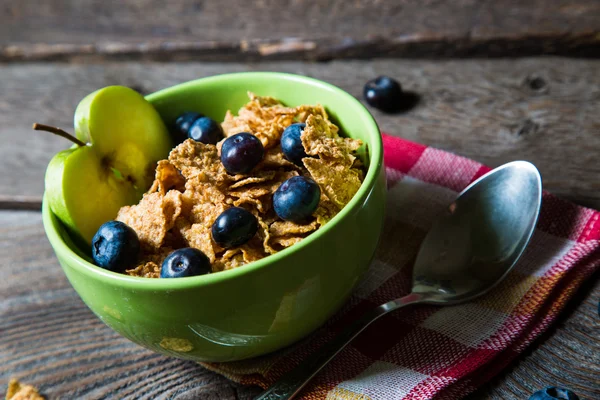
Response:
0,196,42,211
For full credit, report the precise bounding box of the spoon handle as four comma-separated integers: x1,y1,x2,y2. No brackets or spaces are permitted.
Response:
255,292,425,400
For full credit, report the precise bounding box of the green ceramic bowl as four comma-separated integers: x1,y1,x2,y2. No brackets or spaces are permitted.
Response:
43,72,386,362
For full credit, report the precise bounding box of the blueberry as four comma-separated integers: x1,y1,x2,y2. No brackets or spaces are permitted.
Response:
363,76,403,112
188,116,224,145
211,207,258,248
173,112,203,144
91,221,140,272
273,176,321,222
160,248,211,278
281,123,308,165
220,132,264,174
529,387,580,400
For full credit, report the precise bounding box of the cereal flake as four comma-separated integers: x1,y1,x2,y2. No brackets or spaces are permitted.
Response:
117,190,183,251
304,157,362,209
6,379,44,400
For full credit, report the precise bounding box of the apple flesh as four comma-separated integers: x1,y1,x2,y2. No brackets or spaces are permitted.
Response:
44,86,172,245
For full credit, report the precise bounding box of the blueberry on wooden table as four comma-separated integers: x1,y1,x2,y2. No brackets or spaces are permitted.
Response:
363,75,403,112
220,132,265,174
273,176,321,222
281,123,308,165
160,248,211,278
528,387,580,400
211,207,259,248
91,221,140,272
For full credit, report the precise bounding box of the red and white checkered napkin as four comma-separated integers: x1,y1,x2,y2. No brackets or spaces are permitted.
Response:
202,134,600,399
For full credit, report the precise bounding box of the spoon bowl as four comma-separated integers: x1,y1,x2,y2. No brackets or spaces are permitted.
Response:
258,161,542,400
413,161,542,304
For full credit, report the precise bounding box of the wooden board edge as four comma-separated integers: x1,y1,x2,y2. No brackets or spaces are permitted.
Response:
2,33,600,62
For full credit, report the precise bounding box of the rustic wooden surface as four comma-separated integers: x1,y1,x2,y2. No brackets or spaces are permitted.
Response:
2,0,600,61
1,211,599,399
1,57,600,398
2,58,600,209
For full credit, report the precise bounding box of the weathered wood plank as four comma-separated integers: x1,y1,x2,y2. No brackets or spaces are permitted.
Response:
1,212,599,398
1,0,599,61
1,58,599,208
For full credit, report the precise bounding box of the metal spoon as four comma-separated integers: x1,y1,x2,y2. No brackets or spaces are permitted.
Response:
256,161,542,400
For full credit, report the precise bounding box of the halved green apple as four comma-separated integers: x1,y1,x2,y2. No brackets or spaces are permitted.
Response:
44,86,172,245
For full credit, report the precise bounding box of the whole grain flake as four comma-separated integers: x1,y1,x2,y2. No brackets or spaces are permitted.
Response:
5,379,44,400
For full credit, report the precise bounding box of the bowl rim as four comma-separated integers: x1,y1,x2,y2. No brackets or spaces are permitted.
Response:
43,71,383,291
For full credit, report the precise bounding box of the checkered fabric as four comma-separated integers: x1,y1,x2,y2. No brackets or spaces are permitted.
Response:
201,134,600,399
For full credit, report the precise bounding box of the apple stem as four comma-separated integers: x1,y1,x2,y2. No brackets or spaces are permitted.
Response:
32,123,87,147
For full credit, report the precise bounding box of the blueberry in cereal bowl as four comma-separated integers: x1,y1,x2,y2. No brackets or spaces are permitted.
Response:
42,72,385,362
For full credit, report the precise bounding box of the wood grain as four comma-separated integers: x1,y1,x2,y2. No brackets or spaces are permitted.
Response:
1,212,599,399
1,0,599,61
1,58,600,208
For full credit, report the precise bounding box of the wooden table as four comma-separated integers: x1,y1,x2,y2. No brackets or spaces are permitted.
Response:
2,2,600,399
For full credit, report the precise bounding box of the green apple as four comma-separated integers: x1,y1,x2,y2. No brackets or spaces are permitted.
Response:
42,86,172,245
